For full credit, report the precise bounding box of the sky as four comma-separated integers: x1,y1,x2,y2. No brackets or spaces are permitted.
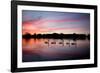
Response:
22,10,90,35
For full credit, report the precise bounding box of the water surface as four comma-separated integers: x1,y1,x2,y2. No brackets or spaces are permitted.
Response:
22,38,90,62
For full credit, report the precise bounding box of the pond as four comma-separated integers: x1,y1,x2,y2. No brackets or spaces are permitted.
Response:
22,38,90,62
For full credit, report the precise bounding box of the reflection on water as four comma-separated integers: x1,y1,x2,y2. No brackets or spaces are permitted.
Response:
22,38,90,62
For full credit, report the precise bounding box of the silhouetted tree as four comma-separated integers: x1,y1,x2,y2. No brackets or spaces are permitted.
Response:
23,33,31,38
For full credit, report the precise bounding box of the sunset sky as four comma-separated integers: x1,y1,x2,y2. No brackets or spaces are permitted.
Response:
22,10,90,35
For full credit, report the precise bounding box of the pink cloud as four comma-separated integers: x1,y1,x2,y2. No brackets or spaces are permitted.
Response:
22,18,85,34
23,18,80,26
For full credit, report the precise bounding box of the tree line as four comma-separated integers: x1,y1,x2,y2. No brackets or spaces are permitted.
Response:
23,33,90,40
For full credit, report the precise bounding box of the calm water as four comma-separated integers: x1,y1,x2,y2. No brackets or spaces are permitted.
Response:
22,38,90,62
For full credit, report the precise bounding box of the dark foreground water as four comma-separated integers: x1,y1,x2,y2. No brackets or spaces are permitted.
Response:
22,38,90,62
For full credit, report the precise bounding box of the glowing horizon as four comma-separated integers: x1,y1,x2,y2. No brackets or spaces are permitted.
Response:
22,10,90,35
